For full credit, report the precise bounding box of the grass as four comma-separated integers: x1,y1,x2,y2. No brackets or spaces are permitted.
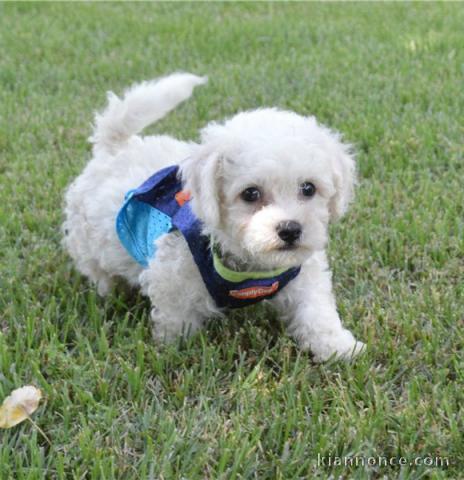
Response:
1,2,463,479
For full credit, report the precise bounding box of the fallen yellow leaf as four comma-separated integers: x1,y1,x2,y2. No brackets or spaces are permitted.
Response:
0,386,42,429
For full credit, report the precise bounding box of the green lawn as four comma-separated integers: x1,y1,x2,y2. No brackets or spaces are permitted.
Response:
1,3,463,479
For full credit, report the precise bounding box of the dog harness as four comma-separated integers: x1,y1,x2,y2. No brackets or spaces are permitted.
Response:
116,165,301,309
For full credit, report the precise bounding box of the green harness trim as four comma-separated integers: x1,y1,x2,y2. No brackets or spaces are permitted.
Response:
212,249,288,283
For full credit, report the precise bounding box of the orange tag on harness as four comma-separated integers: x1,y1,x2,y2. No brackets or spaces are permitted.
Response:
175,190,191,206
228,281,279,300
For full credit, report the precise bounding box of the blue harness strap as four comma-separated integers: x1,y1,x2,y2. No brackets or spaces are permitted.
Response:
116,165,301,308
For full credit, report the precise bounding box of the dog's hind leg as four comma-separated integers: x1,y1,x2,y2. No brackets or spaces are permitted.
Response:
74,256,114,296
93,267,114,297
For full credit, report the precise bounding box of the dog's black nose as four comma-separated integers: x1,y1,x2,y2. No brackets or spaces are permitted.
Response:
276,220,302,244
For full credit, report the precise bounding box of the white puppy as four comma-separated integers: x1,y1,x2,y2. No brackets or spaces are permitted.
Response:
63,73,365,362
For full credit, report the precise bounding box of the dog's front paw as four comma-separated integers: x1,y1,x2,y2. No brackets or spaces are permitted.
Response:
150,307,204,344
303,329,366,363
151,324,177,344
150,313,179,345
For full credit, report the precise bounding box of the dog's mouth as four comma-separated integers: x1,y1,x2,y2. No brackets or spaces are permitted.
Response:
277,243,299,251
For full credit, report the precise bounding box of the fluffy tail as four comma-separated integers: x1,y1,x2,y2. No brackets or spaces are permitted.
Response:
90,72,207,154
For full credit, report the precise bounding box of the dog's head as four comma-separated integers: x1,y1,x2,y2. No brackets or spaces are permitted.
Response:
181,109,355,269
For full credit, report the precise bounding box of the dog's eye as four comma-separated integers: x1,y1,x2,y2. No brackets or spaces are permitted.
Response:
300,181,316,198
240,187,261,202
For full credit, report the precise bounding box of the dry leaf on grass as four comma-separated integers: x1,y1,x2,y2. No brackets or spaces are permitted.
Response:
0,386,42,429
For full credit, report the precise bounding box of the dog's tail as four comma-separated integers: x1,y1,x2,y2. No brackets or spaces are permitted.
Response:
89,73,207,154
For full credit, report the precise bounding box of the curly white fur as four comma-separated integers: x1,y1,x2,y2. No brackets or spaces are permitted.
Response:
63,72,365,362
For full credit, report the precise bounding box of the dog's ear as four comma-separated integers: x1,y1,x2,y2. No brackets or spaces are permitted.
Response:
180,149,222,228
328,141,356,220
